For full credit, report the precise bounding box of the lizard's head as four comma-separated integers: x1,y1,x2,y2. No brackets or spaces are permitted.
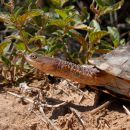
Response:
25,53,56,72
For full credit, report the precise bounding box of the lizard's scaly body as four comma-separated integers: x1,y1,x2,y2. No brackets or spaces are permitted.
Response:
25,54,115,87
25,53,130,99
56,58,99,77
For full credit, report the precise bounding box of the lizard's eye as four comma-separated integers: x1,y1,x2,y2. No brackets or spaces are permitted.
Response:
30,54,37,59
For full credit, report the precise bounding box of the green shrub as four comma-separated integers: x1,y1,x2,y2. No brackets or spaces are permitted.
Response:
0,0,125,82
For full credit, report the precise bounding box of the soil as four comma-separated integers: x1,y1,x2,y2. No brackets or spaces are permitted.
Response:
0,74,130,130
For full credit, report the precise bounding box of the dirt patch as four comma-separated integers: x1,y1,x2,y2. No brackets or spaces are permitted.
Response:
0,76,130,130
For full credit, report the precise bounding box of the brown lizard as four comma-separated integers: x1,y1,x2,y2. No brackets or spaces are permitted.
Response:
25,54,118,89
25,50,130,99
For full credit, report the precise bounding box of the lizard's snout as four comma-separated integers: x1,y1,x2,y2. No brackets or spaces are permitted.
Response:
24,54,30,61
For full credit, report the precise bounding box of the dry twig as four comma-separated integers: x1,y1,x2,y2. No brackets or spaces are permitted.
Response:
90,100,112,115
7,91,65,130
64,112,74,129
7,91,68,108
7,91,33,103
32,110,47,124
70,107,85,130
39,106,60,130
68,81,91,100
123,105,130,116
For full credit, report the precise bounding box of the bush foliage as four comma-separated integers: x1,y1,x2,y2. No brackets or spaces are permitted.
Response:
0,0,128,82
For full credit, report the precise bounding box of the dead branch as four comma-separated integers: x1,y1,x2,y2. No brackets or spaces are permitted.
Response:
7,91,68,108
68,81,91,100
32,110,47,124
90,101,112,115
41,101,69,108
39,106,60,130
123,105,130,116
70,107,85,130
64,112,74,129
7,91,33,103
7,91,61,130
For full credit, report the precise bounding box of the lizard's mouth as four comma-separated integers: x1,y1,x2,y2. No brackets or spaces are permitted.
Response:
24,54,31,62
24,54,36,66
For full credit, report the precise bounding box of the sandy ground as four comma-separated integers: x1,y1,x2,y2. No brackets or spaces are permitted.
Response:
0,75,130,130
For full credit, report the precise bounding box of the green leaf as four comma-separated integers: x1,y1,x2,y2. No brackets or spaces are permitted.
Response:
50,0,61,7
21,30,32,38
89,20,101,32
120,39,126,45
7,34,21,41
15,42,26,51
113,39,119,48
0,41,10,54
126,17,130,24
14,7,24,17
100,40,113,50
99,0,124,17
61,0,69,7
107,26,120,41
89,31,108,44
107,26,120,47
96,0,115,7
49,17,73,28
50,0,68,7
96,0,106,7
48,43,63,54
55,9,68,19
1,55,11,66
49,19,66,28
29,36,46,44
0,13,12,24
71,24,94,31
17,9,44,26
81,7,90,22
